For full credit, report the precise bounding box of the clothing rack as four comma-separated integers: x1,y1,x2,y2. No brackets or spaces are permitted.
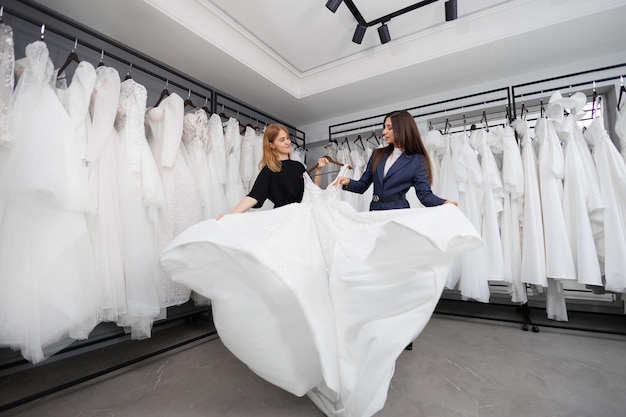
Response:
214,92,306,150
328,86,512,140
510,62,626,120
3,0,216,112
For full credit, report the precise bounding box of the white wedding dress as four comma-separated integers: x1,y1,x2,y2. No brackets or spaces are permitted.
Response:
160,166,482,417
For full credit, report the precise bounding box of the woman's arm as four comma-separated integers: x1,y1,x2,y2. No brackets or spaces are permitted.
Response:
313,157,329,187
217,196,259,220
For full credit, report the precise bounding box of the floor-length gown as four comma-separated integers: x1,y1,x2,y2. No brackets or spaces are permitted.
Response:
615,90,626,162
146,93,202,307
205,113,229,217
0,41,98,363
515,119,547,288
223,117,246,209
160,166,482,417
182,109,212,220
86,66,127,323
584,117,626,292
114,78,164,337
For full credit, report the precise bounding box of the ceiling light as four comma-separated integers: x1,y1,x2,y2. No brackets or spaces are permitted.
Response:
352,23,367,44
325,0,343,13
378,23,391,44
445,0,458,21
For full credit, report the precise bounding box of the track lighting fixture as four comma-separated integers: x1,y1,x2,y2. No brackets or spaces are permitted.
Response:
325,0,343,13
378,23,391,45
352,23,367,44
445,0,458,21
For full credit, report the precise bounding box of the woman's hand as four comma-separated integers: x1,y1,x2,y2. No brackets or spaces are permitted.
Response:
317,157,329,168
444,200,459,206
333,176,350,187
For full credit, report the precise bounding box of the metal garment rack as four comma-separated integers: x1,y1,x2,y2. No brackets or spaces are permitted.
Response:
328,86,512,140
510,62,626,120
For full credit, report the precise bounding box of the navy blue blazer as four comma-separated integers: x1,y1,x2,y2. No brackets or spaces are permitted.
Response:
345,150,446,211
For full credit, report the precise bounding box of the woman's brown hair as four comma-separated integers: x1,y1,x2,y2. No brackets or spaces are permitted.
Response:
371,110,434,184
260,123,290,173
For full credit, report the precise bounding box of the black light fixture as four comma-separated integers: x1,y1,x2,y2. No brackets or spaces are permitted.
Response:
326,0,343,13
445,0,458,21
378,23,391,44
352,23,367,44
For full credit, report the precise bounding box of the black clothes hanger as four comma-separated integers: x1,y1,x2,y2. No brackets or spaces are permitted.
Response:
184,89,197,109
56,39,80,77
202,97,211,115
124,62,133,80
341,137,351,152
481,110,490,132
353,134,365,151
618,76,625,110
154,80,170,107
97,50,105,67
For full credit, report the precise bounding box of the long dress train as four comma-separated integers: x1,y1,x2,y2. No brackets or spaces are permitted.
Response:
160,165,481,416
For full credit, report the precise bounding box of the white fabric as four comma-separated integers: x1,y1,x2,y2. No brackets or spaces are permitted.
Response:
146,93,202,307
615,91,626,161
534,117,576,280
0,41,98,363
223,117,246,209
182,109,212,220
160,166,482,417
0,22,15,170
497,125,526,302
515,119,547,288
205,113,229,216
584,117,626,292
450,132,490,302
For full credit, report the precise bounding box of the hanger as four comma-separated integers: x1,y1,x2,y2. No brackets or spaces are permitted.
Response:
202,97,211,114
124,62,133,80
184,89,197,109
367,127,379,145
97,50,105,67
481,110,490,132
591,81,597,118
618,76,625,110
218,104,229,122
443,118,451,134
353,134,365,150
154,79,170,107
341,137,351,152
56,38,80,78
463,113,467,132
39,24,45,40
0,6,4,24
306,155,352,174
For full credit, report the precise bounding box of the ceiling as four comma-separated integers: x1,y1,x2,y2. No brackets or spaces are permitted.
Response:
27,0,626,128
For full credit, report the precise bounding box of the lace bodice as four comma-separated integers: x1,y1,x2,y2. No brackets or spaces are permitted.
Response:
0,23,15,145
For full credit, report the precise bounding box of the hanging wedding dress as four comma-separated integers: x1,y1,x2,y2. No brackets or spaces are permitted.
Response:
0,41,98,363
146,93,202,307
450,132,490,302
114,78,165,337
470,128,505,282
182,109,212,220
495,125,526,302
205,113,229,217
584,117,626,292
240,125,256,193
0,21,14,172
514,119,547,288
223,117,246,209
86,66,128,323
615,87,626,162
160,166,482,417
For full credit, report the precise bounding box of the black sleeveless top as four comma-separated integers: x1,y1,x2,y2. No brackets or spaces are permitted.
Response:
248,160,306,208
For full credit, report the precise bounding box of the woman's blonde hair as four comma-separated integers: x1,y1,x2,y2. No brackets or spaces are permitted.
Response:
260,123,291,173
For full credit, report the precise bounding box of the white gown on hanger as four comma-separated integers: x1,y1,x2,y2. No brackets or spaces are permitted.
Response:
534,117,576,281
182,109,212,220
615,90,626,162
0,41,98,363
497,125,526,302
160,165,482,417
205,113,229,217
584,117,626,292
223,117,246,209
114,78,164,337
86,66,127,323
515,119,547,288
146,93,202,307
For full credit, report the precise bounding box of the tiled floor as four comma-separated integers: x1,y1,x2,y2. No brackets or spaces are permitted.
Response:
3,315,626,417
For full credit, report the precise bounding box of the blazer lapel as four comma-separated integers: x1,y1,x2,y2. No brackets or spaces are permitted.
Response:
384,153,412,180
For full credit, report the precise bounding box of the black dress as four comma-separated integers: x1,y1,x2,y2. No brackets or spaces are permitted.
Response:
248,160,306,208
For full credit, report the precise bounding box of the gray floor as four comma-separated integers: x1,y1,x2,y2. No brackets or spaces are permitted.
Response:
3,315,626,417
